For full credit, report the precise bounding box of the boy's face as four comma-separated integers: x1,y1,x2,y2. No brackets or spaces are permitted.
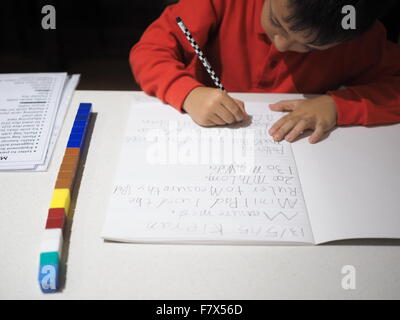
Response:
261,0,340,53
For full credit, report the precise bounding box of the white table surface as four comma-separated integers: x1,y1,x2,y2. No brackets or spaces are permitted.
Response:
0,90,399,299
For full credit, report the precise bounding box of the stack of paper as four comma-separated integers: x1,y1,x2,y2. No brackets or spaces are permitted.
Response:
0,73,79,171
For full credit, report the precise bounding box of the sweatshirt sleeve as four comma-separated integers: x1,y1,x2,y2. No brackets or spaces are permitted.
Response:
327,22,400,126
129,0,221,112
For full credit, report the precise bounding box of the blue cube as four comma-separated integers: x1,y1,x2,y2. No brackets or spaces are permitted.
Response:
67,139,84,149
38,263,59,293
74,114,90,122
77,103,92,115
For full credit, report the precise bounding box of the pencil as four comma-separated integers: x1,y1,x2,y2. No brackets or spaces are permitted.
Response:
176,17,225,91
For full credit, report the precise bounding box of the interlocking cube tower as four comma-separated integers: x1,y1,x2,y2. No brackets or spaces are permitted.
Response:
38,103,92,293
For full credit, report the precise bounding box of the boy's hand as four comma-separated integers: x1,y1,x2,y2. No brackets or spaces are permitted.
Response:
182,87,247,127
268,95,338,144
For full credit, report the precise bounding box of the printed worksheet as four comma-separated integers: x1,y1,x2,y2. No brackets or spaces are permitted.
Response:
0,73,79,171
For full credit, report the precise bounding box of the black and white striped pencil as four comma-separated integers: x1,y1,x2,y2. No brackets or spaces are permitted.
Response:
176,17,225,91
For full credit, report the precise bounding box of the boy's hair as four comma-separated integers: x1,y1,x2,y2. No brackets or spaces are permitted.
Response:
285,0,395,46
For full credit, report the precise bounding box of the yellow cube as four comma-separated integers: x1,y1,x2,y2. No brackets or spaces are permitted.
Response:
50,189,71,216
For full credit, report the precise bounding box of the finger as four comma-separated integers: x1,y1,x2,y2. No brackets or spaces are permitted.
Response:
233,98,248,116
309,124,325,144
285,119,309,142
269,114,291,136
195,119,215,127
203,120,216,127
214,103,237,124
272,117,297,142
209,113,226,126
220,95,246,122
269,100,302,112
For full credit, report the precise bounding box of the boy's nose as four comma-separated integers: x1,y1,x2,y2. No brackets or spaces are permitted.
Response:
273,35,292,52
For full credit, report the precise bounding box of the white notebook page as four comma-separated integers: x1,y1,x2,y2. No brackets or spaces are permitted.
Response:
292,124,400,244
101,102,314,244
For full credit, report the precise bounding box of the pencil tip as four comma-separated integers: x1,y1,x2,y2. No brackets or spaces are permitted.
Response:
176,17,182,23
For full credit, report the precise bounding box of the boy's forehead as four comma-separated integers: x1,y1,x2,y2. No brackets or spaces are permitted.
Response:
269,0,335,48
269,0,314,41
271,0,293,19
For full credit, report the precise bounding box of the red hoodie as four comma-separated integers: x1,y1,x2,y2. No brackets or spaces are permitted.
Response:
130,0,400,126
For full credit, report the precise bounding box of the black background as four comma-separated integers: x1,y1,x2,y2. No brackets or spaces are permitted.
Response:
0,0,399,90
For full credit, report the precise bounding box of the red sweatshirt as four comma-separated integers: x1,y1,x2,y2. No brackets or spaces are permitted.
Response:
130,0,400,126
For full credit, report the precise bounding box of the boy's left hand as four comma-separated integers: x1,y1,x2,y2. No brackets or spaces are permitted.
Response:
268,95,337,144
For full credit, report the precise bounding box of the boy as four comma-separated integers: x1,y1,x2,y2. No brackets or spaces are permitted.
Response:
130,0,400,144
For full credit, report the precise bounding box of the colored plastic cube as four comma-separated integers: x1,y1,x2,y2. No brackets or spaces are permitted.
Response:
38,252,60,293
40,229,63,255
50,189,71,216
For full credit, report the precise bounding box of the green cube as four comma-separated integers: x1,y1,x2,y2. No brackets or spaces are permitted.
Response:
40,252,59,265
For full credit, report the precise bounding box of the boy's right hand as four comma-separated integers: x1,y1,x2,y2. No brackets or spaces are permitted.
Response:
182,87,247,127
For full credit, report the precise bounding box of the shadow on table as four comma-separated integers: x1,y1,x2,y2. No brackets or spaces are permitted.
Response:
320,239,400,246
59,112,98,291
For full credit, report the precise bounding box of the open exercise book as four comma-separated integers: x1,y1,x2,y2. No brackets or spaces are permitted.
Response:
102,96,400,245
